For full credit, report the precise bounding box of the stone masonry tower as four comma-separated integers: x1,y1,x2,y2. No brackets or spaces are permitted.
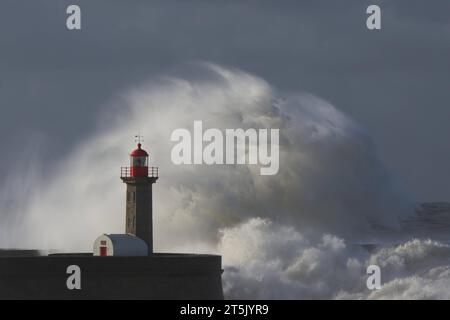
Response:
120,143,158,254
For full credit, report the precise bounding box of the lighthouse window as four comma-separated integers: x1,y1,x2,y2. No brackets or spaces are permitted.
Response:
127,191,135,203
132,156,148,167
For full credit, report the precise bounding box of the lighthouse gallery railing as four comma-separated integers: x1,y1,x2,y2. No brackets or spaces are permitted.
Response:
120,167,159,178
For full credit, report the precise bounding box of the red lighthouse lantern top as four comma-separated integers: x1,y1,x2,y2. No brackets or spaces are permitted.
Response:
130,143,149,157
130,143,149,177
121,138,158,179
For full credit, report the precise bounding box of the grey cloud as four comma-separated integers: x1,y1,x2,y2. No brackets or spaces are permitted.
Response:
0,0,449,203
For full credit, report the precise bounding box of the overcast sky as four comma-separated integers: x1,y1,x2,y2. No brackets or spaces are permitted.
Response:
0,0,449,201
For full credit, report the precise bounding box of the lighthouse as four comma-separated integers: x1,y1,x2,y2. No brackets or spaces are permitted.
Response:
120,142,158,254
0,140,224,299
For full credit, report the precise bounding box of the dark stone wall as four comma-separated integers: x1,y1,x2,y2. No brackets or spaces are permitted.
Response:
0,253,223,300
0,250,41,257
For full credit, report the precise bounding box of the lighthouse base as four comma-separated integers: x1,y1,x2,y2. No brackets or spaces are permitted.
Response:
0,252,223,300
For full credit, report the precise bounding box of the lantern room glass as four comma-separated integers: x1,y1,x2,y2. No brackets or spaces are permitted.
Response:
131,156,148,167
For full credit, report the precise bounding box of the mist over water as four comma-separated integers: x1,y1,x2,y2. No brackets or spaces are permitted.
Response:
1,64,449,299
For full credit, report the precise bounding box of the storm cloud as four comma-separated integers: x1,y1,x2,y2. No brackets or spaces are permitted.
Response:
0,0,449,201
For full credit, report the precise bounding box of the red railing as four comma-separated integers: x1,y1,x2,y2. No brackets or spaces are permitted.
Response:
120,167,159,178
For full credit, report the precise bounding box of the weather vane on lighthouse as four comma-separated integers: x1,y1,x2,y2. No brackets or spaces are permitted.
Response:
134,132,144,145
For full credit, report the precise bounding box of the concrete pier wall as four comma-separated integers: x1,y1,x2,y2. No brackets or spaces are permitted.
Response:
0,253,223,300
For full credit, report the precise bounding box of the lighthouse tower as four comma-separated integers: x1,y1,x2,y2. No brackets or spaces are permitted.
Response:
120,143,158,254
